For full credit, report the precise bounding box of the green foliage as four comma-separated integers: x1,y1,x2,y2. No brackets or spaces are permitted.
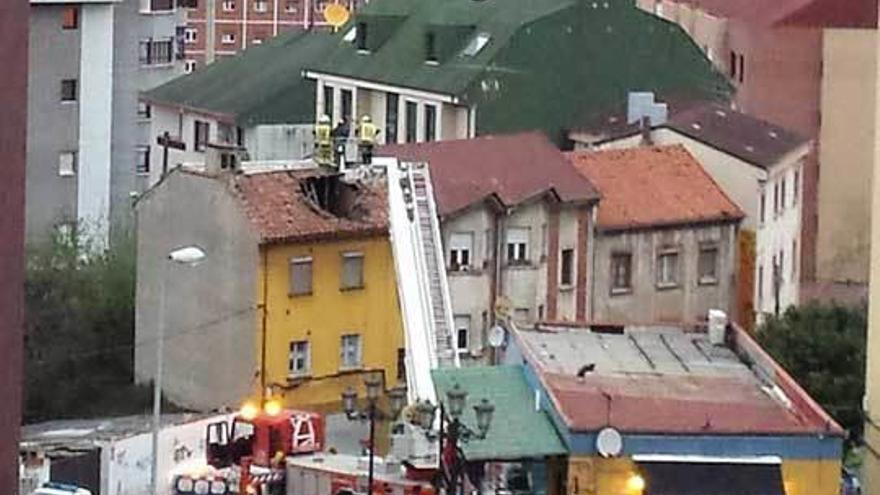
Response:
757,303,867,443
24,227,153,423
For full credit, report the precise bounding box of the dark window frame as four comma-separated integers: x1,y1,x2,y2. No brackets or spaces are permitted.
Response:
560,248,575,287
610,252,632,294
60,79,78,102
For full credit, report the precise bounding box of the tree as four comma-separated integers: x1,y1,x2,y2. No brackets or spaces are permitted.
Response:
757,303,866,444
23,227,153,422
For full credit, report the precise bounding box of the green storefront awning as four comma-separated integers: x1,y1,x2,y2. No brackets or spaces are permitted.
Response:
431,366,566,461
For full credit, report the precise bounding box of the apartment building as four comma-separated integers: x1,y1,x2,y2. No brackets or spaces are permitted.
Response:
27,0,186,244
183,0,362,69
381,133,600,362
637,0,877,304
303,0,729,147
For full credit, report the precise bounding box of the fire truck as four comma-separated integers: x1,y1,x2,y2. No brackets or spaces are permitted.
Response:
171,401,435,495
171,401,324,495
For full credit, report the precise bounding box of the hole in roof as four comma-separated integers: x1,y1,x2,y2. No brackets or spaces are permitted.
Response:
343,26,356,43
691,123,702,131
462,32,490,57
714,109,726,117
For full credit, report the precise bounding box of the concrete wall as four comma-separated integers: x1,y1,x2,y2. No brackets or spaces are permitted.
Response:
146,105,228,185
441,200,593,361
26,3,83,242
0,0,27,491
135,171,259,410
815,29,877,285
592,222,738,324
755,153,805,319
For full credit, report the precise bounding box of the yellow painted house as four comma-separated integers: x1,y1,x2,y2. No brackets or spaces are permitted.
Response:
134,166,404,412
243,170,405,410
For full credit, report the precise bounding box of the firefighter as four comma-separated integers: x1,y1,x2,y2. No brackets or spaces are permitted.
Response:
356,114,379,164
331,116,351,166
314,114,332,166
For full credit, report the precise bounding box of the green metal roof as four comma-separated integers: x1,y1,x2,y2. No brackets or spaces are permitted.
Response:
431,366,566,461
307,0,732,143
143,30,336,127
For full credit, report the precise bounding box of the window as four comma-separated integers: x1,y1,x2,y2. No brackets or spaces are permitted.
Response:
194,120,210,152
340,334,362,368
449,232,473,271
780,177,786,212
135,145,150,175
773,182,779,216
340,89,353,123
560,248,574,287
58,152,76,177
462,32,490,56
137,101,152,119
424,104,437,142
289,257,313,295
385,93,398,144
778,249,785,288
610,253,631,293
253,0,267,12
62,6,79,29
698,244,718,285
289,341,310,375
184,60,197,73
218,122,236,144
757,265,764,305
340,251,364,290
454,315,470,351
323,85,334,122
285,0,298,12
405,101,418,143
506,227,529,264
792,240,798,280
60,79,77,102
656,249,679,288
425,32,437,63
729,51,737,79
793,169,799,205
397,348,406,381
139,38,174,65
356,22,367,51
184,27,197,43
222,0,235,10
738,54,745,83
150,0,174,10
221,33,236,44
760,192,766,223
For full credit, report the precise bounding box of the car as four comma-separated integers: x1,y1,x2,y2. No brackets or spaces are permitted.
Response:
841,468,861,495
30,482,92,495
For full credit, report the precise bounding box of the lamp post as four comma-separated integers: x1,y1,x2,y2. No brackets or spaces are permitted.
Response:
150,245,207,495
342,376,408,495
413,383,495,495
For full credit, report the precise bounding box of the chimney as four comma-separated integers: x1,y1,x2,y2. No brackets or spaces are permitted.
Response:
205,142,243,175
639,116,653,146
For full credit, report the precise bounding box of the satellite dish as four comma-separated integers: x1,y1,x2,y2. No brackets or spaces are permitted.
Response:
596,427,622,458
488,326,506,348
323,3,350,28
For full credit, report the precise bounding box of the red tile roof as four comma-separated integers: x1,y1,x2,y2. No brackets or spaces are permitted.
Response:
566,145,744,231
379,132,600,217
680,0,877,28
546,373,830,435
232,169,389,244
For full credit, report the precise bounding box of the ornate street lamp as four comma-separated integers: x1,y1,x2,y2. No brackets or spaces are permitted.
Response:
413,383,495,495
341,377,407,495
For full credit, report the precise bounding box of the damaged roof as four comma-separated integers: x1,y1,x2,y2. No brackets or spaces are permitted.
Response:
567,145,743,231
515,325,842,436
380,132,600,217
232,169,389,244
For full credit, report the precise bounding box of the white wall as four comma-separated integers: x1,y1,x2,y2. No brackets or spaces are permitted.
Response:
77,3,116,243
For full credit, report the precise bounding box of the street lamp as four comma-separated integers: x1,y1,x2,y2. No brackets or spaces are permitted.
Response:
150,245,207,495
342,377,408,495
413,383,495,495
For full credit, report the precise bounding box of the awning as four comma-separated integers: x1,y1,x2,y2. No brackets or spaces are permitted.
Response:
636,458,785,495
431,366,567,461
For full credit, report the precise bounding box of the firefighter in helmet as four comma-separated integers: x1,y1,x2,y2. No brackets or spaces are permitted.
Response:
314,114,332,166
356,114,379,164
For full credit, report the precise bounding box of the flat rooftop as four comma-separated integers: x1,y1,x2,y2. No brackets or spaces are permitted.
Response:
516,325,838,436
